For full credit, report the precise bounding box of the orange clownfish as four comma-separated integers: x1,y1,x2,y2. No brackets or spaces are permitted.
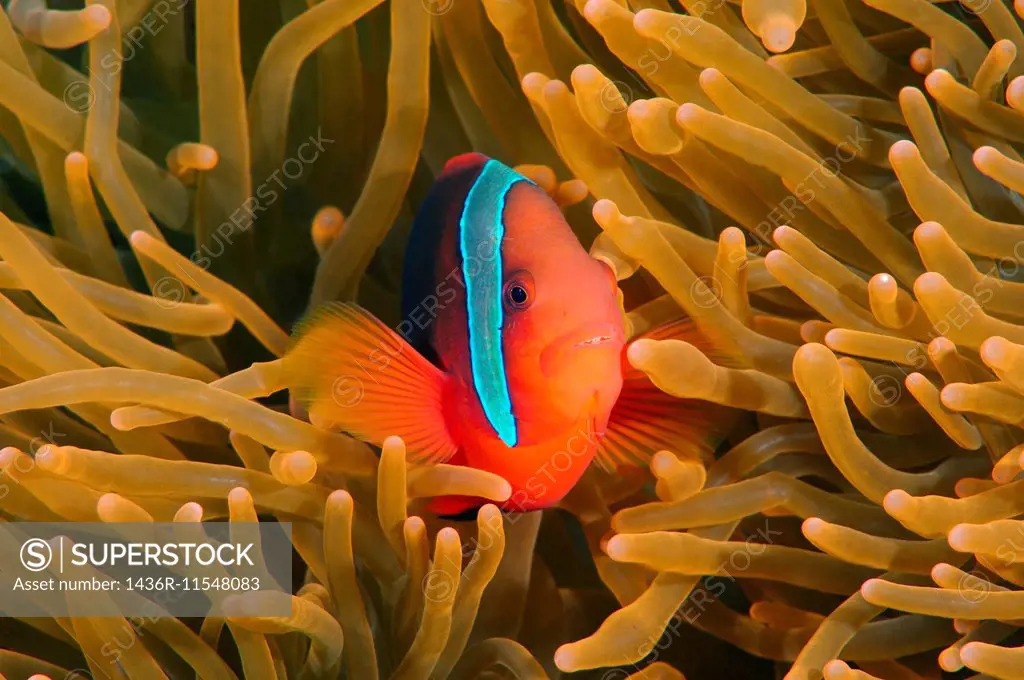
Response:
284,153,728,517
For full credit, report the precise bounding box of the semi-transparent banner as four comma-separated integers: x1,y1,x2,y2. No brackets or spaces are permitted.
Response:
0,522,292,617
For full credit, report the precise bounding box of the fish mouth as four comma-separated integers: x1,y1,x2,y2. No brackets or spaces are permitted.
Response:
541,323,625,374
575,334,615,348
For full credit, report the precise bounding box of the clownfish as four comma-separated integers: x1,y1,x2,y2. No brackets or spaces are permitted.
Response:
284,153,728,516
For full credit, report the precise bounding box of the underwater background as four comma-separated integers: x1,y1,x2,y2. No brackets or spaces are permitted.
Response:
2,0,1024,677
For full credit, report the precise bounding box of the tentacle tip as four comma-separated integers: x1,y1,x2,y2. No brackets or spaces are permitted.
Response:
591,198,621,225
937,649,961,673
992,461,1018,484
698,67,722,87
913,270,945,294
912,220,943,242
759,18,796,53
953,618,976,635
633,8,659,31
626,338,655,367
897,85,924,101
553,646,578,672
477,503,502,521
541,79,570,100
939,383,966,409
583,0,619,22
801,516,825,537
604,535,625,559
888,139,918,161
904,372,927,389
109,410,131,431
521,72,550,92
175,501,203,522
924,68,952,91
959,642,982,665
972,145,999,168
0,446,18,468
571,62,599,78
927,336,954,357
771,225,795,242
720,226,744,245
793,341,834,364
882,487,912,515
65,150,87,167
909,48,932,75
763,249,789,271
202,146,220,167
83,4,112,29
675,102,701,125
328,489,354,509
96,492,121,513
946,523,970,551
859,578,885,602
650,449,676,475
570,64,601,89
34,445,58,471
979,335,1009,368
626,98,650,120
821,660,849,680
929,562,950,584
437,526,460,542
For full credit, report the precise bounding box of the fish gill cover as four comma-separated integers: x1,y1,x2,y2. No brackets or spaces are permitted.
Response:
0,0,1023,678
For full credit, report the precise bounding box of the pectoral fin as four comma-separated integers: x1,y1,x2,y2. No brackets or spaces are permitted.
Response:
596,317,735,471
283,302,458,464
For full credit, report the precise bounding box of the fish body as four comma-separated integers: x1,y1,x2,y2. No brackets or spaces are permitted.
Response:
285,154,726,515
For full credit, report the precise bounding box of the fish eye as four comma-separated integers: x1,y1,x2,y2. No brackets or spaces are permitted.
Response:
503,274,534,311
508,285,529,305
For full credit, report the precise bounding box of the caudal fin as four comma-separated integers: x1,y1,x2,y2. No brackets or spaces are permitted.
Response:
283,302,458,464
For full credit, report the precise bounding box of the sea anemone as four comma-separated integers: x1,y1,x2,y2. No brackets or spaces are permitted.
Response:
2,0,1024,678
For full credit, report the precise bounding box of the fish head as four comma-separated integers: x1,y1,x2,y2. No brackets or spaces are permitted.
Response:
497,183,627,443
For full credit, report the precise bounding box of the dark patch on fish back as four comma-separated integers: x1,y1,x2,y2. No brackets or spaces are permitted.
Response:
401,157,488,365
437,506,481,522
